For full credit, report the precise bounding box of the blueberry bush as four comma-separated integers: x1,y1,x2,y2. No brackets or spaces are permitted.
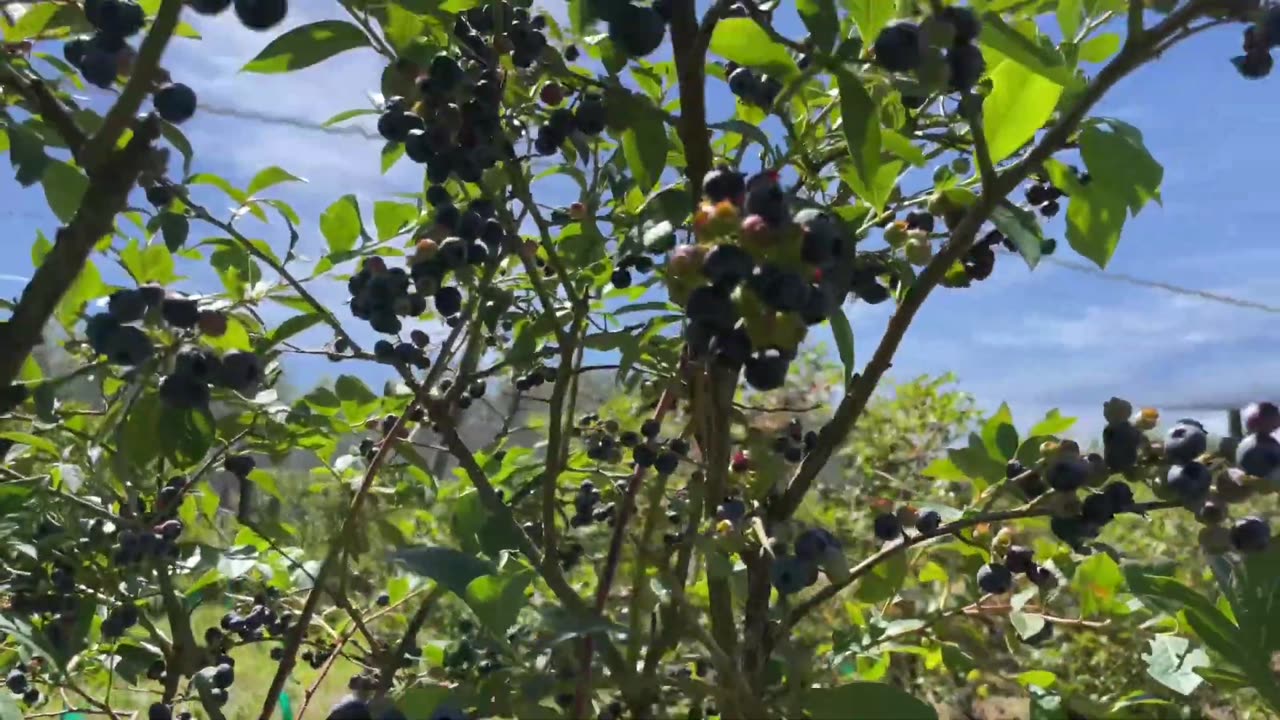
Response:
2,0,1280,718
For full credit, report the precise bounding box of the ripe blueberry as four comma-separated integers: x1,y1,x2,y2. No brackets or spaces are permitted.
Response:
1165,422,1208,464
233,0,288,30
685,285,737,334
794,528,836,562
1102,481,1135,512
1165,462,1212,505
217,351,262,392
1080,492,1114,525
1004,545,1034,575
702,244,755,289
873,22,922,72
1231,516,1270,553
108,288,148,322
947,44,985,92
770,555,817,594
608,4,666,57
1236,433,1280,478
940,6,981,45
915,509,942,535
188,0,232,13
435,286,463,316
872,512,901,541
743,348,789,391
702,165,745,203
327,695,372,720
161,296,200,328
976,562,1013,594
1047,455,1089,492
154,83,197,124
1244,401,1280,435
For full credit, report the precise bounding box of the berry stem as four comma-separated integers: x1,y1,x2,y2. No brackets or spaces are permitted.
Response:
784,499,1180,630
255,404,419,720
573,383,680,718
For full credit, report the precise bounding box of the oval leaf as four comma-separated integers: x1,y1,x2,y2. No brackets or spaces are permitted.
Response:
243,20,372,74
982,60,1064,164
804,682,937,720
709,18,798,79
392,545,496,596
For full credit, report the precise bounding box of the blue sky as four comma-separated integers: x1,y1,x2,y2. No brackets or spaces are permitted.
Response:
2,2,1276,440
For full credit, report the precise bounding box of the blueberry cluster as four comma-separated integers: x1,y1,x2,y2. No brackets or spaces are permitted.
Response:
101,602,141,639
976,544,1058,596
726,61,783,109
327,694,415,720
217,591,293,645
609,253,655,290
380,5,553,175
188,0,288,31
872,6,985,93
770,527,841,594
1235,6,1280,79
570,479,614,527
347,256,427,336
161,345,263,411
534,92,607,156
1024,179,1065,218
63,0,145,89
772,418,819,464
300,642,336,670
669,167,854,391
373,336,432,370
111,517,183,566
5,663,39,707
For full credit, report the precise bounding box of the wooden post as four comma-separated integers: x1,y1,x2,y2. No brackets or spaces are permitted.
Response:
1228,408,1244,439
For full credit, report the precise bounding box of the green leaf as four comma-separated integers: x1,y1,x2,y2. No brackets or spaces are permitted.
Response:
1078,118,1162,215
836,70,880,197
1144,635,1208,696
374,200,418,241
620,103,668,193
922,457,969,482
1057,0,1082,39
242,20,371,74
1010,610,1046,640
981,403,1019,461
709,18,798,79
5,3,58,40
989,204,1043,269
323,108,379,127
1017,670,1057,689
118,393,162,470
882,129,925,167
464,569,533,636
42,159,87,222
797,0,838,52
841,160,902,213
392,546,496,596
803,682,937,720
978,13,1077,87
0,431,58,457
321,194,362,254
159,212,189,252
854,551,906,603
1028,409,1076,437
844,0,894,48
0,692,19,720
829,307,855,389
383,2,426,52
382,140,405,174
1079,32,1121,63
158,404,215,468
246,166,305,196
1063,184,1125,269
982,60,1064,164
1071,553,1124,616
1125,567,1249,670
